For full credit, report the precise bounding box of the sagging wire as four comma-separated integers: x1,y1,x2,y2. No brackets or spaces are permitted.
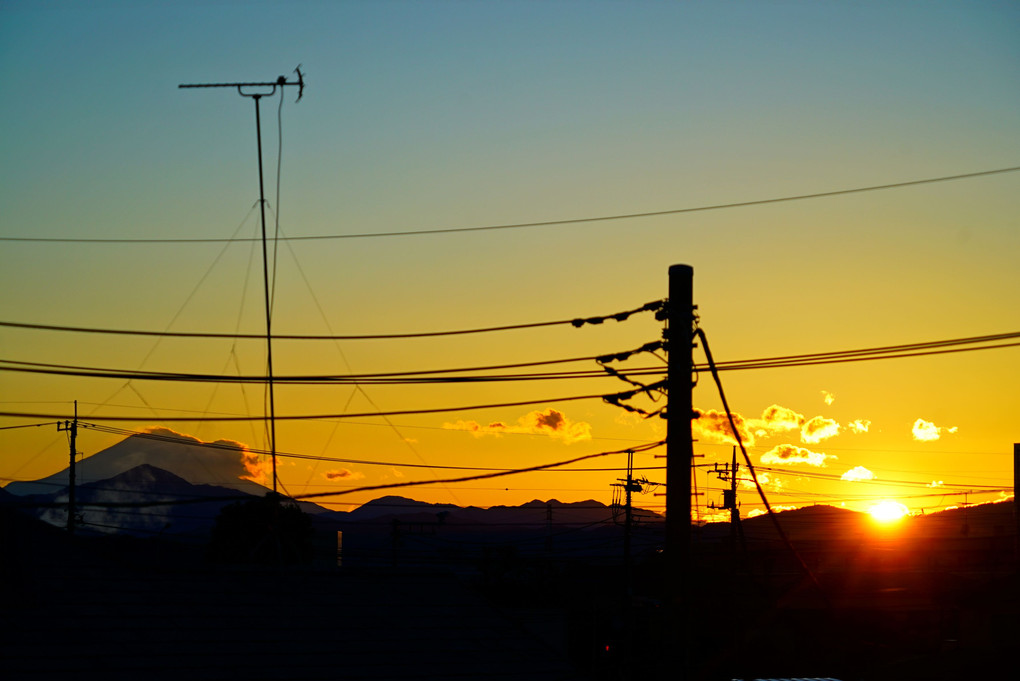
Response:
571,299,665,328
597,340,668,418
695,324,826,602
0,299,668,341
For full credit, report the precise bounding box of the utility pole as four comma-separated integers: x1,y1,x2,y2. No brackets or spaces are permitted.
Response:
612,450,646,584
708,447,743,544
665,263,694,679
56,400,79,534
666,265,694,569
179,69,304,494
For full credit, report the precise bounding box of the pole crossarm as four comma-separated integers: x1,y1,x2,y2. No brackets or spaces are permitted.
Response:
179,65,305,101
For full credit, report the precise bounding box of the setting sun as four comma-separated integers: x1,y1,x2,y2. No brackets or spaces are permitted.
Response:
868,500,910,524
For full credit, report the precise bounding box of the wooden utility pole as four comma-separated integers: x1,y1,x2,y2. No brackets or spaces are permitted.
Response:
665,264,694,679
56,400,78,534
666,265,694,569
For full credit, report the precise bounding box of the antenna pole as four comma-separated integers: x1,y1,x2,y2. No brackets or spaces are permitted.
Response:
253,93,278,494
179,68,304,494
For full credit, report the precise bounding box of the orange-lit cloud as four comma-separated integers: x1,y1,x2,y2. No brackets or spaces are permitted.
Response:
821,390,835,406
738,470,784,492
323,468,365,481
240,451,273,485
841,466,875,482
760,444,835,467
443,408,591,443
745,405,845,445
748,504,798,518
692,408,753,445
756,404,805,433
912,418,958,442
801,416,840,444
847,419,871,434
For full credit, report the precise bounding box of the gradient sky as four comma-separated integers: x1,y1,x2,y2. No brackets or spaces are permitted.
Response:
2,1,1018,519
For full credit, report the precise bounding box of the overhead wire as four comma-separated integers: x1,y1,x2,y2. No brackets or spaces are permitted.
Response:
0,300,665,340
695,325,825,597
0,358,665,385
7,440,665,510
2,165,1016,244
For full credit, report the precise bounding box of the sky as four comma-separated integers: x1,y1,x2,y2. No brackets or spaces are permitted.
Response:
1,0,1018,520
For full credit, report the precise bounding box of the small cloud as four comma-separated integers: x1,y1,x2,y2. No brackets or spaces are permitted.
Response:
692,408,753,446
928,480,944,488
821,391,835,406
801,416,840,444
738,470,784,492
847,419,871,434
912,418,957,442
323,468,364,481
240,451,273,485
760,444,835,467
841,466,876,482
759,404,805,431
443,408,591,443
748,504,798,518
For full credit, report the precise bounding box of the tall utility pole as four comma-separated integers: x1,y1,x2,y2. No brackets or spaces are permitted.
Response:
57,400,79,534
665,264,694,680
179,69,304,494
666,265,694,570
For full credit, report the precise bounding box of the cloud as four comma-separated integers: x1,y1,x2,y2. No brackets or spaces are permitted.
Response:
692,408,753,446
928,480,944,488
738,470,784,492
323,468,364,481
912,418,957,442
757,404,805,432
745,405,843,444
841,466,875,482
443,408,591,443
760,444,835,467
240,451,273,485
821,391,835,406
748,504,799,518
801,416,840,443
847,419,871,434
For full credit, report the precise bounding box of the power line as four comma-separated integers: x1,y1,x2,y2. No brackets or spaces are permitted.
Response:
2,166,1016,244
8,441,666,510
0,390,629,422
0,300,664,340
0,358,665,385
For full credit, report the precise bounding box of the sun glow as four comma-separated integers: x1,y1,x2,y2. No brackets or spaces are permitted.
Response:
868,500,909,524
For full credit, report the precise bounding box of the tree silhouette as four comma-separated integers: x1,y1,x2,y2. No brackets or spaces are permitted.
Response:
208,494,314,565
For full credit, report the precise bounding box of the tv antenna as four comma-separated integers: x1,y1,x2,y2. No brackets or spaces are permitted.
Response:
179,66,305,494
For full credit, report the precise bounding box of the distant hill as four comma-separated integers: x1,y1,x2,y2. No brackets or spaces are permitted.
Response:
10,463,257,538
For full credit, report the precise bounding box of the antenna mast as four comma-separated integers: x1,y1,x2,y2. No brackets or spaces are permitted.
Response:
179,67,305,494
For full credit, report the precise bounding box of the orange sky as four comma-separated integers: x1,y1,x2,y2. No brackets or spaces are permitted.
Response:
1,2,1017,519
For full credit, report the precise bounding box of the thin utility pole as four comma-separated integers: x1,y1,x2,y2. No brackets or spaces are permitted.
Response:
57,400,78,534
179,69,304,494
